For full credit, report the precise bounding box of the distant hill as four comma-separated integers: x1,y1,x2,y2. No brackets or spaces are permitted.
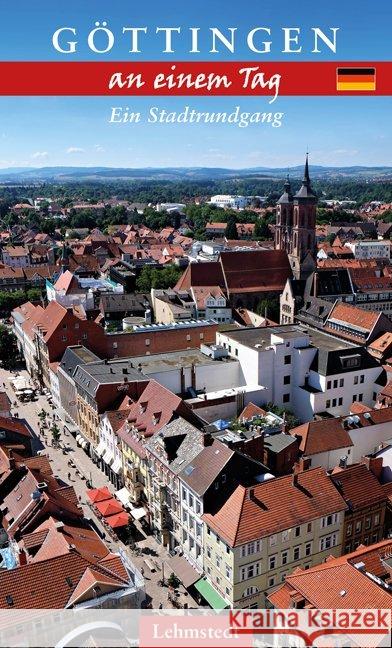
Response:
0,165,391,183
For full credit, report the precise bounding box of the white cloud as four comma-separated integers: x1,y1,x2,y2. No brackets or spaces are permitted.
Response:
31,151,49,160
94,144,105,153
66,147,85,154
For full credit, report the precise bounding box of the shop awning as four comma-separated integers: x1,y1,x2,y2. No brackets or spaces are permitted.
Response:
102,449,114,465
105,511,129,528
86,486,112,504
130,507,147,520
115,487,132,509
95,498,124,517
76,434,82,445
166,555,201,589
81,441,89,450
111,457,123,474
95,440,106,457
194,578,228,609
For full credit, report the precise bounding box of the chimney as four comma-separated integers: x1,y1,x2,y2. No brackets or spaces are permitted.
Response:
8,450,15,470
313,272,318,298
18,549,27,566
247,487,255,501
293,458,311,473
361,455,383,479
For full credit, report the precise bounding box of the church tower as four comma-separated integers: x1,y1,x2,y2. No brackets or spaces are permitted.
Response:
275,155,317,280
275,174,294,254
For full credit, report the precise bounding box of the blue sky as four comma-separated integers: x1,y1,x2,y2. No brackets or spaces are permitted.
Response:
0,0,390,168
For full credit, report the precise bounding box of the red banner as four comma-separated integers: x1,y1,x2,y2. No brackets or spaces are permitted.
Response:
0,61,391,95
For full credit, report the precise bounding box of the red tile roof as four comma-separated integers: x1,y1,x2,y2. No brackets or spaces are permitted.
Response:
203,468,346,546
53,270,82,294
268,540,392,609
239,402,267,422
292,407,392,456
290,419,353,456
0,416,32,438
117,379,200,441
220,250,291,294
0,551,128,609
326,301,379,333
0,392,11,413
330,463,387,509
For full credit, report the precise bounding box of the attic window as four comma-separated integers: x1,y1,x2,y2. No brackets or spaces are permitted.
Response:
65,577,73,588
153,412,161,425
140,402,147,414
5,595,13,607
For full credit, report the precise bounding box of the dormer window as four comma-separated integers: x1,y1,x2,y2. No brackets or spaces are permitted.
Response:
140,402,147,414
152,412,161,425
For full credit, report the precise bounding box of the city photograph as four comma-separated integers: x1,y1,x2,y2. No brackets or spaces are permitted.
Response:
0,0,391,646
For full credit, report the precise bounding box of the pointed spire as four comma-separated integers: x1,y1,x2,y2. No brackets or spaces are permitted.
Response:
303,152,310,186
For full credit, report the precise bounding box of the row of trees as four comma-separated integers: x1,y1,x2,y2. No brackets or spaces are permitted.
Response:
135,265,183,292
0,288,43,315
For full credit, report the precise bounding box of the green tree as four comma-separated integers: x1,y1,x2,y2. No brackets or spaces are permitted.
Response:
0,325,18,369
167,572,180,589
50,423,61,447
225,217,238,240
136,266,182,292
254,297,280,322
253,218,272,240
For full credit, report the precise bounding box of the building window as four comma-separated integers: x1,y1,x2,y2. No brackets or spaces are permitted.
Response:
346,523,352,536
281,530,289,542
145,339,150,346
339,379,344,387
338,397,343,406
295,526,301,538
326,400,331,408
283,393,290,403
225,565,232,579
307,522,312,533
305,542,312,556
320,533,337,551
365,517,371,530
358,393,363,402
332,398,337,407
284,375,290,385
270,534,277,546
373,392,377,401
186,334,191,341
293,546,300,561
374,513,380,525
354,376,359,385
360,375,364,383
355,520,362,533
333,379,338,388
269,556,276,570
281,550,288,565
321,513,338,528
284,355,291,365
268,576,275,588
207,546,211,559
327,380,331,389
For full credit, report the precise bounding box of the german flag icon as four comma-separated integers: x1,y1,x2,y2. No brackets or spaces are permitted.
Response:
337,67,376,91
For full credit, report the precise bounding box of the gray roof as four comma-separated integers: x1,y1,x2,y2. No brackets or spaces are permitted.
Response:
222,325,306,350
128,348,235,375
73,360,147,397
99,292,149,313
263,433,297,453
59,345,101,379
145,417,205,474
310,344,381,377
